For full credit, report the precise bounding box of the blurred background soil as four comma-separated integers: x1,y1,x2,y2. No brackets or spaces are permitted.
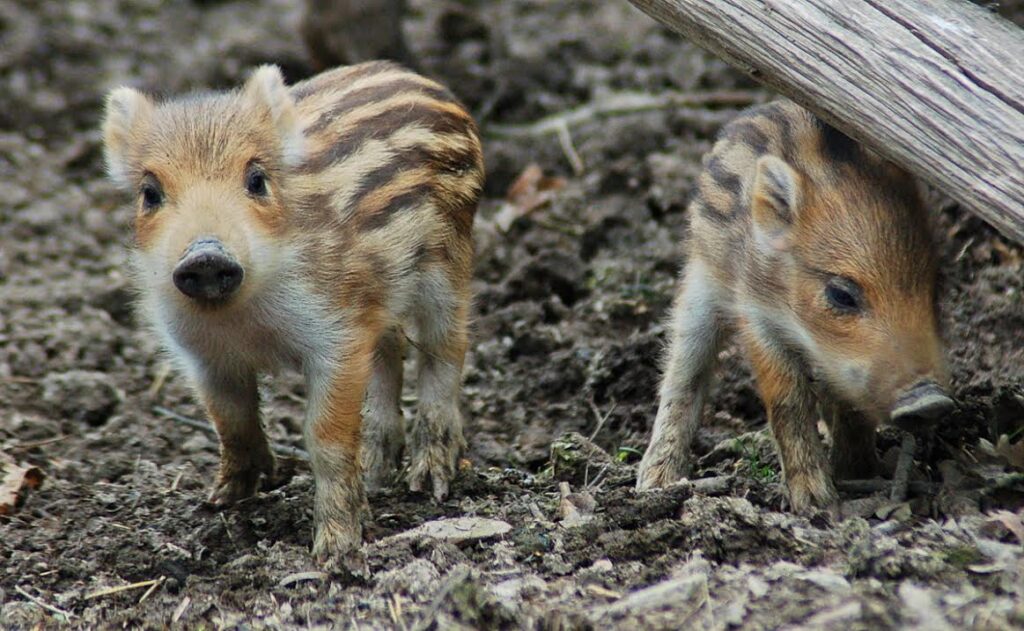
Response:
2,1,1024,628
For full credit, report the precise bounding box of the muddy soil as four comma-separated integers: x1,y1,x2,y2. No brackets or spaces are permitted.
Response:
2,1,1024,629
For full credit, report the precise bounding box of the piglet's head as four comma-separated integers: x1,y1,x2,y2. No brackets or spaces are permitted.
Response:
101,66,305,313
750,149,952,429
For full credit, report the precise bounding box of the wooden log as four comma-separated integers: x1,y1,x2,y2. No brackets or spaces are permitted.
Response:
628,0,1024,244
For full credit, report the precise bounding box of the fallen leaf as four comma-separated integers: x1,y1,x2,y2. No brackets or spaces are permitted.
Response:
557,481,595,527
994,435,1024,469
493,164,567,232
0,459,44,515
982,509,1024,545
392,517,512,545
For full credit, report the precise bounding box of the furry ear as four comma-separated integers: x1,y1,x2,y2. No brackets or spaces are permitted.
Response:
751,155,801,252
103,87,154,187
243,65,304,168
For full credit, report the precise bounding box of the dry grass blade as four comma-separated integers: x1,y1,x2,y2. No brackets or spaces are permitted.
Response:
14,585,75,621
86,578,165,600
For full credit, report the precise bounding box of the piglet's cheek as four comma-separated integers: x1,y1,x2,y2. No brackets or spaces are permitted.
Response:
134,213,162,250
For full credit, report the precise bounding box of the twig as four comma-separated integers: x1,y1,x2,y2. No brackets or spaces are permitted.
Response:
14,585,75,621
138,576,165,604
147,362,172,398
556,120,585,175
152,406,310,461
588,400,616,443
86,578,164,601
279,571,328,588
7,435,68,451
890,434,917,502
484,90,758,139
172,596,191,623
0,375,40,384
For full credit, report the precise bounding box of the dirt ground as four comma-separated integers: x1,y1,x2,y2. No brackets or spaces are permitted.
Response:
3,1,1024,629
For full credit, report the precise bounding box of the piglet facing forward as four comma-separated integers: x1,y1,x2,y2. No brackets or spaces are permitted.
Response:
637,101,951,511
102,62,484,559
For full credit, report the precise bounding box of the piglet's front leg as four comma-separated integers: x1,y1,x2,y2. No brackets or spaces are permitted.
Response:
197,368,275,506
743,330,838,514
305,329,379,566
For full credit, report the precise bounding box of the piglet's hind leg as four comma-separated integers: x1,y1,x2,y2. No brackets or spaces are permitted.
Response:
408,278,469,501
361,327,406,493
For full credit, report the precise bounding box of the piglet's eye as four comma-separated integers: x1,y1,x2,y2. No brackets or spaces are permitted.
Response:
245,164,268,197
825,277,864,314
139,176,164,212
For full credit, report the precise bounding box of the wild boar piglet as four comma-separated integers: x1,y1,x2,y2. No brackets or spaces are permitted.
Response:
102,61,484,558
637,100,951,511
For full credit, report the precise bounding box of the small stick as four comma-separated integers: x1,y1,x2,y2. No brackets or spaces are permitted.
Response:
138,576,165,604
147,362,172,398
172,596,191,623
890,433,917,502
556,120,585,175
153,406,310,461
86,578,163,601
15,585,75,621
588,400,616,443
7,435,68,451
485,90,759,139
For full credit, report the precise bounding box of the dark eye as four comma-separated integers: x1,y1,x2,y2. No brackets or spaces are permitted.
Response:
245,165,268,197
825,277,864,313
139,177,163,212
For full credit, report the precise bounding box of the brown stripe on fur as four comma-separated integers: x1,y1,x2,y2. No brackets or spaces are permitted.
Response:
306,80,458,135
347,147,433,204
723,121,771,156
291,60,398,102
300,104,474,174
358,184,434,233
692,198,732,225
759,104,797,164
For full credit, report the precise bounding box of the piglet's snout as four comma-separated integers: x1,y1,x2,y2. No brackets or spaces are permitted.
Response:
172,238,244,302
890,381,954,429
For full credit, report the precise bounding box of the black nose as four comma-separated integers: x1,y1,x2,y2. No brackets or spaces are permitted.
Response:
172,246,243,302
890,381,954,429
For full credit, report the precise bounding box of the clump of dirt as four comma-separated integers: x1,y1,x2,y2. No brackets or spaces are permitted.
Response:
3,0,1024,628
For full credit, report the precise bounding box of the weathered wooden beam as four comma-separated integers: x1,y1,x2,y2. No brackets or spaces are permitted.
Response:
628,0,1024,244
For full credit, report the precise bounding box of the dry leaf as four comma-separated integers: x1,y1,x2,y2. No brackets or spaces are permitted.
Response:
557,481,595,527
493,163,567,232
1,460,44,515
994,434,1024,469
982,509,1024,545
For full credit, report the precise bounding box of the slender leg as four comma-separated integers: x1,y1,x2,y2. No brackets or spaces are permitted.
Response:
361,327,407,492
196,367,275,506
305,321,381,560
825,402,881,480
742,326,837,512
408,272,469,500
637,257,724,490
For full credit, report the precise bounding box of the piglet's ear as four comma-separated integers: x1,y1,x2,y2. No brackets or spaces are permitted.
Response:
103,87,154,188
751,155,801,252
243,65,305,168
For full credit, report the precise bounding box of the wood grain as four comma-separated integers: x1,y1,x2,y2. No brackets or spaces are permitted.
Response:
629,0,1024,243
